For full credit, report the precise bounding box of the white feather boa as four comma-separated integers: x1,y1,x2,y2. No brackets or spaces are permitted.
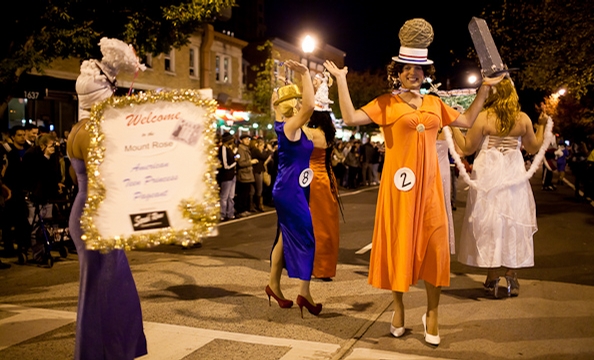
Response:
443,117,554,190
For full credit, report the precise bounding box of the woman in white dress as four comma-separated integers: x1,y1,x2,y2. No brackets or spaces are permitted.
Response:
452,77,549,298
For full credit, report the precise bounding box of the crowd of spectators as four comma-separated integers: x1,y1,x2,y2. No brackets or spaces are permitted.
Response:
214,132,386,221
534,138,594,198
1,125,74,268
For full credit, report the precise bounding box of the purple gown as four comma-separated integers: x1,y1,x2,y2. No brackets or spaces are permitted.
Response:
69,158,147,359
271,121,315,280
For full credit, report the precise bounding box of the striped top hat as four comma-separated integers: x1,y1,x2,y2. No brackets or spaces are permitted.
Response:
392,19,434,65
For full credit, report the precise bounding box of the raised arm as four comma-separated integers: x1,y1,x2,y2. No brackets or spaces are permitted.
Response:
452,113,486,155
283,60,315,139
323,60,372,126
521,110,548,154
450,74,505,128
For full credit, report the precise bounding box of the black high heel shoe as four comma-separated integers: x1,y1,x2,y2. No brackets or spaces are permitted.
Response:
265,285,293,308
296,295,322,318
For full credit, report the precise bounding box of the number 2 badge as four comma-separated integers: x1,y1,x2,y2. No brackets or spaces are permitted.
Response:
394,167,415,191
299,168,314,188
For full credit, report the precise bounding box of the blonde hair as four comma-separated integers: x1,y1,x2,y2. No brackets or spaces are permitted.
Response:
277,98,298,118
483,78,521,135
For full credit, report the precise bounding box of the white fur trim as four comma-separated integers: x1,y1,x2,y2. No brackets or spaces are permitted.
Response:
443,117,554,190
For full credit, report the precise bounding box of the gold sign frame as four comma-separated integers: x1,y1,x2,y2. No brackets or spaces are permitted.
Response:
81,89,220,251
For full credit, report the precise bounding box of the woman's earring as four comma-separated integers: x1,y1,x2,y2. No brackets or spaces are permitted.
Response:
390,76,401,89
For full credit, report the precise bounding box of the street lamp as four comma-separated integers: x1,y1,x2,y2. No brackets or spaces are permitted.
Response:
467,74,478,85
551,87,567,101
301,35,316,70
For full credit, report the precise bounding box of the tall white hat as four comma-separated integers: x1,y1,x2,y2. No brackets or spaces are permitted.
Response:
392,19,434,65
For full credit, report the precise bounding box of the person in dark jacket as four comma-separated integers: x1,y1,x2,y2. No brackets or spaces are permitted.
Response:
0,175,12,268
1,126,30,257
23,134,64,223
250,138,271,212
218,132,237,221
235,134,258,217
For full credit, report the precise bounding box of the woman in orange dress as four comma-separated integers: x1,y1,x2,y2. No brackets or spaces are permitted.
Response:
324,18,503,346
305,72,341,281
305,111,340,281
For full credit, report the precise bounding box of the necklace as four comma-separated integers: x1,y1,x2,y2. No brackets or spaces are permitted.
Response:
395,90,422,110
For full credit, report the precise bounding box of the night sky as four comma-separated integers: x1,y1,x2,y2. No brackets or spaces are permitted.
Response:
264,1,489,89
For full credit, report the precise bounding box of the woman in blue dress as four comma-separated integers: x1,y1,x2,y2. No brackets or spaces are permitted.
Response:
265,60,321,317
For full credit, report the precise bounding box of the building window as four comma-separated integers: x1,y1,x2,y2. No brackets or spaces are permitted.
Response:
141,54,153,69
189,47,199,78
223,56,230,83
273,60,294,84
242,62,248,86
216,54,232,84
164,50,175,73
273,59,280,81
288,68,294,83
215,56,220,81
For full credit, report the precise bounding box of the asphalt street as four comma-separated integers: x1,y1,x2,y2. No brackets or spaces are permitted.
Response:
0,170,593,359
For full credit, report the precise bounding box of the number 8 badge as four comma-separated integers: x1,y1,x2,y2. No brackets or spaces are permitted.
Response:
299,168,314,188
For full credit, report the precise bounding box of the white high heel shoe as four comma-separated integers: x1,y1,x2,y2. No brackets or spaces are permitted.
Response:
422,313,440,346
390,312,405,337
505,273,520,297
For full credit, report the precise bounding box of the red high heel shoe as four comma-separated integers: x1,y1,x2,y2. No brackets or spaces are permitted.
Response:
265,285,293,308
296,295,322,318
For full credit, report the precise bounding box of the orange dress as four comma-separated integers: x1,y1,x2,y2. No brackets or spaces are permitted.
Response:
362,94,459,292
310,147,340,278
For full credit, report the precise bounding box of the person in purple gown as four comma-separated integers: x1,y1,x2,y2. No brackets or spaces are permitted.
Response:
67,38,147,359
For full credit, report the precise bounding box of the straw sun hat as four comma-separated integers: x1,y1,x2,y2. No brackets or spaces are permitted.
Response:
273,84,302,106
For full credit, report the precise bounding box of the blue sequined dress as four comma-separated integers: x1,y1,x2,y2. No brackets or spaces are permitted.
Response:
272,121,315,280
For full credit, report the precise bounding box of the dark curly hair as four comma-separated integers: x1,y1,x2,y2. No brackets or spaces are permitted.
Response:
387,61,436,90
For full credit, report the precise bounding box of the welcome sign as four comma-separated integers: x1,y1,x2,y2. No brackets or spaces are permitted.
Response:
81,89,220,251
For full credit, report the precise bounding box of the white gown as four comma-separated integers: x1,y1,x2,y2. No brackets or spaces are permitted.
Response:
436,140,455,254
458,135,537,268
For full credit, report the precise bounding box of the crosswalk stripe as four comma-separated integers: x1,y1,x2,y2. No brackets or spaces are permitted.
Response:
2,304,456,360
0,304,339,359
0,304,76,351
344,348,451,360
141,321,339,359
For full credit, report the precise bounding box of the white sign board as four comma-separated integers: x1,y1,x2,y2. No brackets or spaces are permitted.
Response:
81,90,219,251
